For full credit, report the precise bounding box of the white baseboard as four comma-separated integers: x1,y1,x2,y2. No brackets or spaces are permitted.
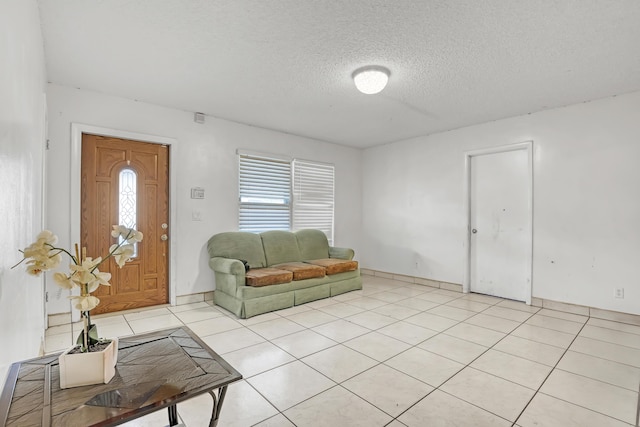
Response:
362,268,640,326
47,291,215,326
175,291,215,306
363,268,463,293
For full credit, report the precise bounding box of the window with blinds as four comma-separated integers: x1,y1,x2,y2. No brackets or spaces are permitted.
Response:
238,153,291,233
238,152,335,243
292,159,335,245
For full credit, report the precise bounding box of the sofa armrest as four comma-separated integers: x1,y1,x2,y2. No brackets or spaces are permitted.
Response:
209,257,246,276
329,246,355,260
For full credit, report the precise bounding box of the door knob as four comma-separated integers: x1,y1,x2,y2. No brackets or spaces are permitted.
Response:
161,223,168,229
161,234,168,241
472,229,477,234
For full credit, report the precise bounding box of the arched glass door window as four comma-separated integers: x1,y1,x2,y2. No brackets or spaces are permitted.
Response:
119,168,138,257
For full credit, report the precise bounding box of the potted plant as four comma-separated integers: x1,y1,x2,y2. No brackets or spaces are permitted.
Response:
14,225,143,388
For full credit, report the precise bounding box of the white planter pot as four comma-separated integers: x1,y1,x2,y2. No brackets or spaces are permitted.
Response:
58,338,118,389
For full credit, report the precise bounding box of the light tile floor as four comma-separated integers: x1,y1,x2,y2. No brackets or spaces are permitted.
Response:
42,276,640,426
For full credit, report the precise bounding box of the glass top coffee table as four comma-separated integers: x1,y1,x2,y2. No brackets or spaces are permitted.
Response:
0,327,242,426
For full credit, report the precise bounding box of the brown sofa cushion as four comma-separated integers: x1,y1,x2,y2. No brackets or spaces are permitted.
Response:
245,268,293,287
306,258,358,275
273,262,326,281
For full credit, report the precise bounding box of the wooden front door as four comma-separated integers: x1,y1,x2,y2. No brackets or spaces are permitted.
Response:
81,134,169,314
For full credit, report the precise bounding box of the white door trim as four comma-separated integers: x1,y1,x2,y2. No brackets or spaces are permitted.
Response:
462,141,533,304
70,123,178,313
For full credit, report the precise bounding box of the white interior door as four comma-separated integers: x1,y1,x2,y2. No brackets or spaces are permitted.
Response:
469,146,531,302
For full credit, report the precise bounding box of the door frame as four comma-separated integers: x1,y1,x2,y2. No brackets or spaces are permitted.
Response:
462,140,533,304
70,123,178,315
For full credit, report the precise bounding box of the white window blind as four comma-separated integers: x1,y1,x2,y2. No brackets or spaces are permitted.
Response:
238,154,291,233
292,159,335,244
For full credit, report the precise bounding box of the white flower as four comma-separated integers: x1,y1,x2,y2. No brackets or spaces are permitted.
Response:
128,230,143,243
53,272,74,289
69,257,102,286
26,263,45,276
37,230,56,244
111,225,127,238
22,245,48,260
44,252,62,269
111,225,143,243
69,295,100,311
16,226,143,352
21,232,63,277
31,230,58,248
87,270,111,293
16,225,142,314
111,244,134,267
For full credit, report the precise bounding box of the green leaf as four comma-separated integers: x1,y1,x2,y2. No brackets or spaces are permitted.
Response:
76,323,100,350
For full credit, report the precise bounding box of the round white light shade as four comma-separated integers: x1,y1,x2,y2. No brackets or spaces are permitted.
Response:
352,66,390,95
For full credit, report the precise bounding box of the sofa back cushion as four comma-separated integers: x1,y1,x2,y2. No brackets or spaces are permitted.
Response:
207,232,267,269
260,230,302,266
295,229,330,260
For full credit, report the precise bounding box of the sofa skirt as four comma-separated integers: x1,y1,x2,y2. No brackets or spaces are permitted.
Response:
214,275,363,319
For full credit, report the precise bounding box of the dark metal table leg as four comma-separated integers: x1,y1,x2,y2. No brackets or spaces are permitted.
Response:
208,385,229,427
168,404,179,426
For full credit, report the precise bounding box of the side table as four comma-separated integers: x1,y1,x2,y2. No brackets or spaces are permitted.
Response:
0,327,242,426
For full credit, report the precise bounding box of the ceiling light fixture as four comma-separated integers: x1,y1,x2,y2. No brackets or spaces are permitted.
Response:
352,66,390,95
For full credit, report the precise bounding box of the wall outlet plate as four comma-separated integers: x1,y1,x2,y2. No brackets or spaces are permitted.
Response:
614,288,624,299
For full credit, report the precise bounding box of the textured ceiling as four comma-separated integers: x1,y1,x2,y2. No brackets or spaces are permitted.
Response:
38,0,640,148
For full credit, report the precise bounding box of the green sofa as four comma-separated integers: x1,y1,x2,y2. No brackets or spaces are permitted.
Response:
207,229,362,318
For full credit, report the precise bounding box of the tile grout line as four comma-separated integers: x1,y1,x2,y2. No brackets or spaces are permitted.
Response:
234,297,398,425
395,304,626,425
383,299,631,424
197,287,542,416
227,286,466,424
42,280,640,426
384,304,538,425
509,316,604,426
241,313,382,424
194,297,402,425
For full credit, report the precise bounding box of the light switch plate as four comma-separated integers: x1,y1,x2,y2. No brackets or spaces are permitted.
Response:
191,187,205,199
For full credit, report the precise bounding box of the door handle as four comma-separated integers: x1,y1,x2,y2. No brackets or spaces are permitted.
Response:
161,234,168,241
472,229,477,234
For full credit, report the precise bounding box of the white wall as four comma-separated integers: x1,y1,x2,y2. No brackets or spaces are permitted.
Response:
0,0,47,375
45,84,362,315
362,91,640,314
